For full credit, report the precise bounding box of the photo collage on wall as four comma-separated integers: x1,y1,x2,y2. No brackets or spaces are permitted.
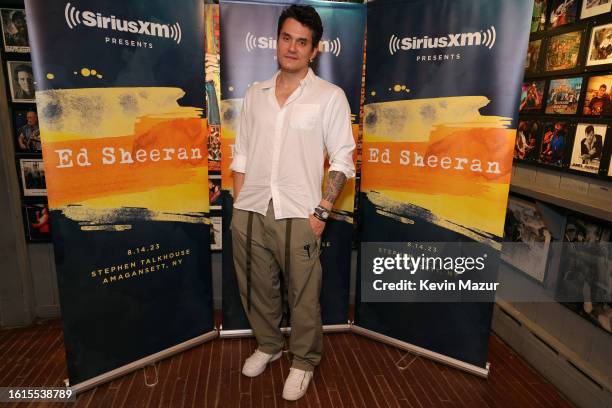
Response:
1,7,49,243
518,0,612,179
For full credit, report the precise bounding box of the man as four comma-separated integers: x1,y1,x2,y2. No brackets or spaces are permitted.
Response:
13,64,34,100
5,10,28,47
580,125,603,164
230,5,355,401
585,84,612,115
17,110,40,151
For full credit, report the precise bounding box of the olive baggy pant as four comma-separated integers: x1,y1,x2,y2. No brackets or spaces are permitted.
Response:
231,201,322,371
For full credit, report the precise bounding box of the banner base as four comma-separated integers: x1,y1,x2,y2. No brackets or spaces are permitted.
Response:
69,330,218,394
350,325,490,378
219,324,352,338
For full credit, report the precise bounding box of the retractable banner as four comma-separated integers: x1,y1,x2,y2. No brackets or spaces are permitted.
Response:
25,0,215,386
356,0,532,373
219,0,365,331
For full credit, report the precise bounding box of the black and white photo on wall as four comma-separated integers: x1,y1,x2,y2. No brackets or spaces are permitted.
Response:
18,158,46,197
22,203,51,242
586,22,612,67
13,108,40,152
0,8,29,53
6,60,35,103
580,0,612,20
569,123,607,173
556,214,611,334
502,195,553,283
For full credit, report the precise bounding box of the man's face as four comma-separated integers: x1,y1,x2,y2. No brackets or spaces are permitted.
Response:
16,70,33,94
26,111,37,126
598,86,607,98
276,18,318,74
13,17,26,34
586,130,594,141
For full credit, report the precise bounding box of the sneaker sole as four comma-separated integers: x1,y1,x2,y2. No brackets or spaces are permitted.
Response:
241,351,282,377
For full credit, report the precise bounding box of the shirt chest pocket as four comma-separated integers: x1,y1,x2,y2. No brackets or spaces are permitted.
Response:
290,104,319,130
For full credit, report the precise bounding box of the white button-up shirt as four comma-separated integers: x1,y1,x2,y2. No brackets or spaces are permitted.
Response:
230,68,355,219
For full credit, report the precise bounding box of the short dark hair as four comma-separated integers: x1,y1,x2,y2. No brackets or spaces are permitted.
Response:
14,64,32,77
277,5,323,49
585,125,594,134
11,10,25,23
600,84,607,90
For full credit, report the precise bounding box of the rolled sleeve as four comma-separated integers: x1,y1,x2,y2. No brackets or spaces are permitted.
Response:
324,89,356,179
229,91,250,174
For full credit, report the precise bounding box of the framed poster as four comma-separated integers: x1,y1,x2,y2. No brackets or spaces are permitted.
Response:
557,215,611,334
515,119,543,161
544,31,582,72
583,74,612,115
6,61,35,103
539,121,571,167
581,0,612,19
18,158,46,196
526,39,542,74
519,80,546,112
532,0,548,32
502,196,552,283
0,8,29,53
545,77,583,114
569,123,607,174
13,109,40,152
23,203,51,242
210,216,222,251
549,0,579,28
586,23,612,67
209,174,221,210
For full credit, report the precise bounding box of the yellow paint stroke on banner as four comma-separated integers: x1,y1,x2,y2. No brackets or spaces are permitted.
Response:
362,96,514,239
37,87,209,217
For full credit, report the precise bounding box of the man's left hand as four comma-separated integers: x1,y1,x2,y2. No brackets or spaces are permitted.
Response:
309,214,325,239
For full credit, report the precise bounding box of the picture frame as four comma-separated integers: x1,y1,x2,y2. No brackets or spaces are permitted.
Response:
519,80,546,113
580,0,612,19
18,158,46,196
549,0,579,29
582,74,612,116
531,0,548,33
515,119,544,162
502,195,552,284
12,109,40,153
0,8,29,53
210,216,222,251
538,121,573,167
209,174,221,210
22,203,51,242
525,39,543,75
545,76,583,114
6,61,35,103
544,30,583,73
586,22,612,67
569,123,608,174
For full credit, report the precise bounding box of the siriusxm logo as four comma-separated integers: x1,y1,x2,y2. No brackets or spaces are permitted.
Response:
388,26,496,55
64,2,182,44
245,32,342,57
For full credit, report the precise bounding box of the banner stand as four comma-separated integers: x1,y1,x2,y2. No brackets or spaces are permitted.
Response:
68,330,218,394
219,324,351,339
351,325,490,378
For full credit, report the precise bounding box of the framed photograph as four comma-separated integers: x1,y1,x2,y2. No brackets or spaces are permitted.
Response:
19,158,46,196
544,31,582,72
515,120,543,161
586,23,612,67
583,74,612,115
0,8,29,53
549,0,579,28
209,175,221,210
581,0,612,19
210,216,222,251
23,203,51,242
502,196,552,283
539,121,571,167
6,61,35,103
569,123,607,174
545,77,583,114
519,81,546,112
13,109,40,152
532,0,548,33
557,215,611,334
525,39,542,75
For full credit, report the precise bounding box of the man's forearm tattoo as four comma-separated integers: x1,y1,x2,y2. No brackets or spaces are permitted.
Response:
323,171,347,204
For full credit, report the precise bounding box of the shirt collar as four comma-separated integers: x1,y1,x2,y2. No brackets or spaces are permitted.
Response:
260,68,316,90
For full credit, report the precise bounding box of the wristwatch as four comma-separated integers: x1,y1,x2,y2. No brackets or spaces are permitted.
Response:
314,205,330,222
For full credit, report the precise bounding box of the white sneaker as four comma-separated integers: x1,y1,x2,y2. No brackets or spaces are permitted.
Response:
241,349,282,377
282,367,313,401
